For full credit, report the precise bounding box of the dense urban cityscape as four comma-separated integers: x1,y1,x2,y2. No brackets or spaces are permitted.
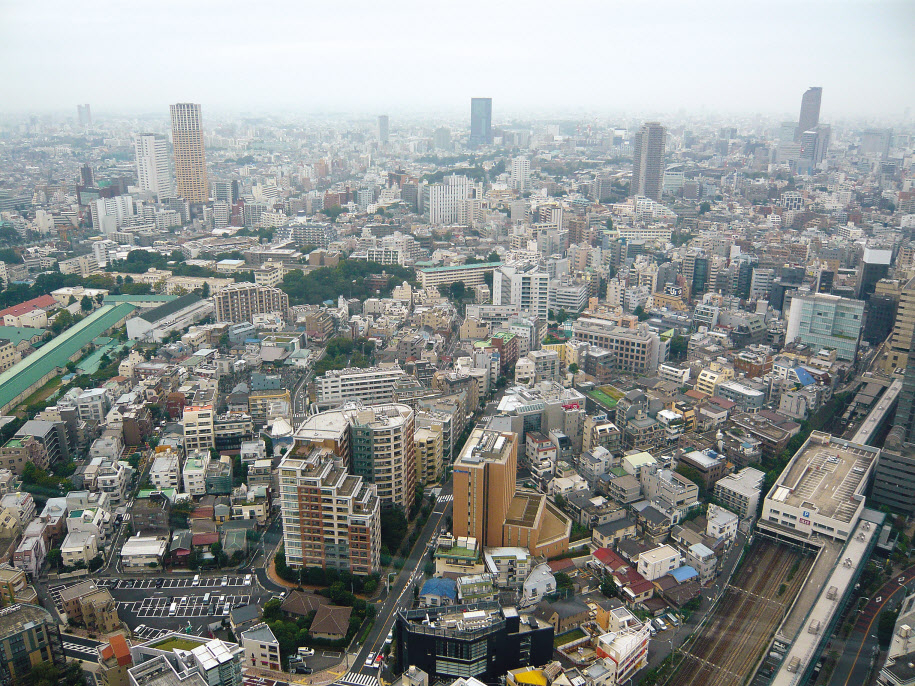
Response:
0,6,913,686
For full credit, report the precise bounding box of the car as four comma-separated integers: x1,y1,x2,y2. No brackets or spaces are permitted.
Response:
384,631,393,645
244,574,252,585
373,655,383,669
297,647,315,657
192,575,200,586
364,652,376,668
294,667,313,675
155,579,164,588
221,576,229,586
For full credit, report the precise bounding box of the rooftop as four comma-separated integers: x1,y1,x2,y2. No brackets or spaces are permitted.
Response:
768,432,878,522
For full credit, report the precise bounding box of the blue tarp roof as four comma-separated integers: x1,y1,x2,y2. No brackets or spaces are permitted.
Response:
420,577,458,600
794,367,815,386
669,566,699,583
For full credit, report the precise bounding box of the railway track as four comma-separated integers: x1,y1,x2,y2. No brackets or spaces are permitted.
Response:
668,540,814,686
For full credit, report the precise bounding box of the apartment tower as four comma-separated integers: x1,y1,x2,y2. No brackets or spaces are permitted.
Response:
169,103,208,202
470,98,493,147
630,122,666,201
134,133,174,198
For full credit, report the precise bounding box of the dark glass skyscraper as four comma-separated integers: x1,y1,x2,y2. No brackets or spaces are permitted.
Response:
796,87,822,140
470,98,492,147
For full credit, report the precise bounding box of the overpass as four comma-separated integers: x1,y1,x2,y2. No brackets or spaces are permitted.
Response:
851,378,902,446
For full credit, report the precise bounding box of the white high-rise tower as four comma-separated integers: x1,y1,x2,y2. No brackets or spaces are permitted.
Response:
134,133,174,198
511,156,531,191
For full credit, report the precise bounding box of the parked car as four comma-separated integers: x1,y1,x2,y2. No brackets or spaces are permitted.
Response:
373,655,383,669
294,667,313,675
364,652,376,668
297,647,315,657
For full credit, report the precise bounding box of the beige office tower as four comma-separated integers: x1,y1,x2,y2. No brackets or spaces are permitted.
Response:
883,276,915,372
170,103,208,202
453,428,517,547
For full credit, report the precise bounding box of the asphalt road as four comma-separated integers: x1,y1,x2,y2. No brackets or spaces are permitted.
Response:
349,480,454,679
61,633,103,664
827,564,915,686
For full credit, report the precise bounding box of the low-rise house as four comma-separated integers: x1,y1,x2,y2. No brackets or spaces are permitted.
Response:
592,518,638,549
60,581,120,633
419,577,458,607
240,623,281,673
280,590,329,620
0,564,36,606
456,574,496,603
120,535,168,569
637,545,682,582
534,598,590,635
483,547,533,589
60,530,99,567
521,564,556,608
310,604,352,641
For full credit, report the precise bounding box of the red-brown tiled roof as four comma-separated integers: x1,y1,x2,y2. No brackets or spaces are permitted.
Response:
0,295,57,318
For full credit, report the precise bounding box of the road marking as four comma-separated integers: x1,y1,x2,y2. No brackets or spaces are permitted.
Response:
340,672,380,686
436,495,453,503
63,641,101,659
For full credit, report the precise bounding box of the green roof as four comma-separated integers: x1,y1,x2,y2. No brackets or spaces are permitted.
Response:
418,262,501,273
138,294,203,324
104,294,179,304
0,303,136,413
3,438,25,448
151,636,206,651
0,326,45,346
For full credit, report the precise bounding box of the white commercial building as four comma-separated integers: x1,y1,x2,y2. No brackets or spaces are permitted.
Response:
494,262,550,322
713,466,765,519
149,451,182,490
636,544,683,581
314,366,406,408
424,174,474,225
511,157,531,191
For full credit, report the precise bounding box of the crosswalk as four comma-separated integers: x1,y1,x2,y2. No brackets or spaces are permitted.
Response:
340,672,379,686
437,494,453,503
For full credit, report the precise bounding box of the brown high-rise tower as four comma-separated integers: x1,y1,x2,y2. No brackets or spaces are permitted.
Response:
170,103,208,202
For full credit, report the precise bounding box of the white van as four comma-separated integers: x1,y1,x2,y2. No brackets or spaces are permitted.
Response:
192,575,200,586
169,602,177,616
203,593,211,604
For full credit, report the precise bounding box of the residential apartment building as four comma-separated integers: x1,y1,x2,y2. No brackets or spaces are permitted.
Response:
417,262,501,290
0,604,64,685
183,405,215,451
415,426,443,486
494,262,550,322
314,366,406,408
170,103,208,203
213,282,289,323
713,467,765,519
278,447,380,574
350,404,416,512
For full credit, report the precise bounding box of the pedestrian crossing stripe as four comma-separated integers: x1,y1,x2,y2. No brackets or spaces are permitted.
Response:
63,641,100,656
340,672,380,686
437,494,453,503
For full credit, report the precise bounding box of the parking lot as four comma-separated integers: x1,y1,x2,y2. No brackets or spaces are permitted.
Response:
132,624,172,641
114,575,251,590
49,579,119,612
120,594,252,618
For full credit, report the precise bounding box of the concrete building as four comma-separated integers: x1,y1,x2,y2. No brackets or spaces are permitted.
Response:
494,262,550,323
415,426,443,486
134,133,174,198
0,604,63,684
314,366,406,408
785,294,864,361
183,405,215,451
213,283,289,324
240,623,281,673
713,467,765,519
126,294,214,342
759,432,878,546
631,122,666,201
636,544,682,581
454,428,518,548
572,317,666,374
278,446,380,574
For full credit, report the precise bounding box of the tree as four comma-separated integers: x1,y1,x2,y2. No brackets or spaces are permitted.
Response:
606,217,613,231
554,493,567,509
487,251,500,263
46,548,63,570
323,205,345,222
449,281,467,301
878,609,899,648
80,295,92,312
555,308,568,324
699,201,711,215
669,334,688,360
568,363,579,374
201,282,210,298
600,578,617,598
380,507,408,552
634,305,650,321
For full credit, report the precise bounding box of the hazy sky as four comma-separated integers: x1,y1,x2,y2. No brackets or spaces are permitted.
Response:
1,0,912,119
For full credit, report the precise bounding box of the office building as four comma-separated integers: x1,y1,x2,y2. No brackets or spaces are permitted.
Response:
453,428,518,547
395,602,553,683
494,262,550,322
134,133,174,198
77,104,92,126
785,293,864,361
713,467,765,519
418,262,500,290
857,247,893,301
630,122,666,201
213,282,289,323
0,604,64,685
874,347,915,512
572,317,666,374
470,98,493,147
169,103,208,202
278,446,380,574
378,115,389,145
883,277,915,373
129,634,242,686
796,87,822,141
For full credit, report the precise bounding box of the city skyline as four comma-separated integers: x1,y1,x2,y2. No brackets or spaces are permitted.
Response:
0,1,911,118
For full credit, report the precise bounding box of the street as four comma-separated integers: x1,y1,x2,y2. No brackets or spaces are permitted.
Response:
344,480,454,682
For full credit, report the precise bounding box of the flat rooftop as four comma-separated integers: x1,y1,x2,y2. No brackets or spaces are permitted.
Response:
770,513,882,686
769,432,878,523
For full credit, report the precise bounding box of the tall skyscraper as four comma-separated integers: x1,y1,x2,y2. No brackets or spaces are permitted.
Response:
630,122,666,201
77,104,91,126
378,115,390,145
134,133,174,198
80,163,94,187
169,103,208,202
470,97,493,147
796,87,822,141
